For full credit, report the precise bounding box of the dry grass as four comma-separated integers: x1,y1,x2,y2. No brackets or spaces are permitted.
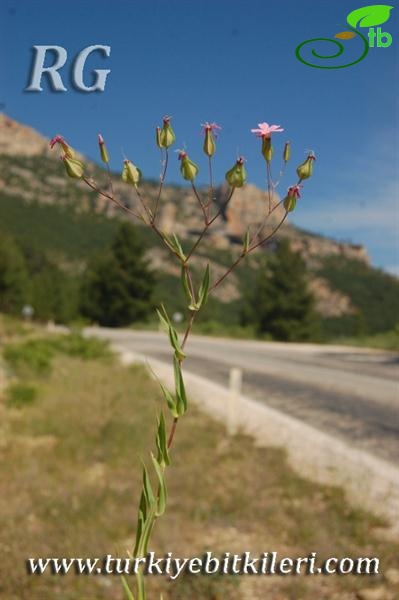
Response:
0,335,398,599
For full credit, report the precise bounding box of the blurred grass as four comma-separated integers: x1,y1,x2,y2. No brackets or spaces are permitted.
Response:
5,381,38,408
3,333,112,377
0,332,398,599
332,327,399,351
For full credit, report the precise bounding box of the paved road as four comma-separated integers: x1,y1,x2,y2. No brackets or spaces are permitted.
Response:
88,329,399,464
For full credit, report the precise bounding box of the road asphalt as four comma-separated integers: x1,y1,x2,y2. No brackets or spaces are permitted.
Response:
87,328,399,465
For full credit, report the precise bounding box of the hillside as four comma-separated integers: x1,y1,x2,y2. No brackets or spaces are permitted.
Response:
0,113,398,336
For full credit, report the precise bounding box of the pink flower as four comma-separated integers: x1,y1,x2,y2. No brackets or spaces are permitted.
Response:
177,150,187,160
201,122,222,136
49,134,67,149
251,122,284,138
98,133,105,145
287,184,302,199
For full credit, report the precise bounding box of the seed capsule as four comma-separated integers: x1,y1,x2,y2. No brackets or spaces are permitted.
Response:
122,159,142,185
98,134,109,164
297,152,316,181
225,157,247,188
62,156,84,179
178,151,199,181
203,127,216,157
262,137,273,163
160,116,176,148
283,141,291,163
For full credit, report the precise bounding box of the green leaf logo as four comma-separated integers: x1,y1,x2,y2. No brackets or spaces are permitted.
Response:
347,5,393,28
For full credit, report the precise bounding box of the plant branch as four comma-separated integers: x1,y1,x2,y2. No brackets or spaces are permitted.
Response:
153,149,169,222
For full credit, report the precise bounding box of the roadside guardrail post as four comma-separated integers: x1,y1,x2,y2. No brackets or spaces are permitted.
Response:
228,367,242,436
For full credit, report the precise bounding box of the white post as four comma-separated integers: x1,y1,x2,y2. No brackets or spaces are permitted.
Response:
228,367,242,436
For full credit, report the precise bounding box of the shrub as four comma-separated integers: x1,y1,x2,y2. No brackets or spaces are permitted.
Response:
48,332,112,360
3,339,54,375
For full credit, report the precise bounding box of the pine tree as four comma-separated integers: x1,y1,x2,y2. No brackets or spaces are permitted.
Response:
0,234,29,314
249,239,319,341
81,222,155,327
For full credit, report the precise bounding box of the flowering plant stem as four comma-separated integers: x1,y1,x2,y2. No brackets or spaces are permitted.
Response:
50,120,314,599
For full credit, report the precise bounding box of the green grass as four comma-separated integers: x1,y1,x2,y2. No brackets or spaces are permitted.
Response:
5,382,38,408
333,327,399,351
3,333,111,376
0,330,398,599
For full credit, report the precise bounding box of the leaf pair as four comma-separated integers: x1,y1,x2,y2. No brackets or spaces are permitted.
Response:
164,233,186,261
182,264,211,311
133,455,167,557
156,305,186,360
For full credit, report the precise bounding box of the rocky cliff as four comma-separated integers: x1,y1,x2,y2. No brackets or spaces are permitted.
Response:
0,113,370,316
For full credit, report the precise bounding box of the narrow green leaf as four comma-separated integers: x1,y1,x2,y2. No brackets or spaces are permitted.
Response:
137,511,155,557
173,356,188,416
159,381,178,418
198,264,210,308
163,233,186,260
157,305,186,360
181,265,195,305
156,306,169,330
156,412,170,466
142,463,155,509
133,504,144,557
172,233,186,260
121,576,135,600
151,453,167,516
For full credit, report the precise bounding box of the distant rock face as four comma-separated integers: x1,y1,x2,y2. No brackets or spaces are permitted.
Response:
0,113,53,157
309,277,355,317
225,183,281,237
0,114,371,316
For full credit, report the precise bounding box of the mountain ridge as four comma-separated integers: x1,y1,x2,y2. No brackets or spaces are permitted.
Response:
0,113,376,319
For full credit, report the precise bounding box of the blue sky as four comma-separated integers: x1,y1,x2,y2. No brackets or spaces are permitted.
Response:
1,0,398,273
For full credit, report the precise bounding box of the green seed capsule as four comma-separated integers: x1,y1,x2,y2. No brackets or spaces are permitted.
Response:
203,128,216,157
225,158,247,188
262,137,273,163
283,141,291,163
98,135,109,164
63,156,84,179
297,153,315,180
122,160,142,185
160,117,176,148
179,153,199,181
283,195,296,212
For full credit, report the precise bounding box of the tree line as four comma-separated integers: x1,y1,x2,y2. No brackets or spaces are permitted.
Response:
0,221,370,342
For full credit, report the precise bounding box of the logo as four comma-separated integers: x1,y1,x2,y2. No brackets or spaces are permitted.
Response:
296,4,393,69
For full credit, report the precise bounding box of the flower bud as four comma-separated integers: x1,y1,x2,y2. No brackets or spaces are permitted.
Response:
122,159,142,186
178,151,199,181
283,141,291,163
98,134,109,164
203,128,216,157
160,116,176,148
156,127,163,149
283,185,301,212
62,156,84,179
50,135,75,158
225,157,247,188
283,196,296,212
261,137,273,162
297,152,316,181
